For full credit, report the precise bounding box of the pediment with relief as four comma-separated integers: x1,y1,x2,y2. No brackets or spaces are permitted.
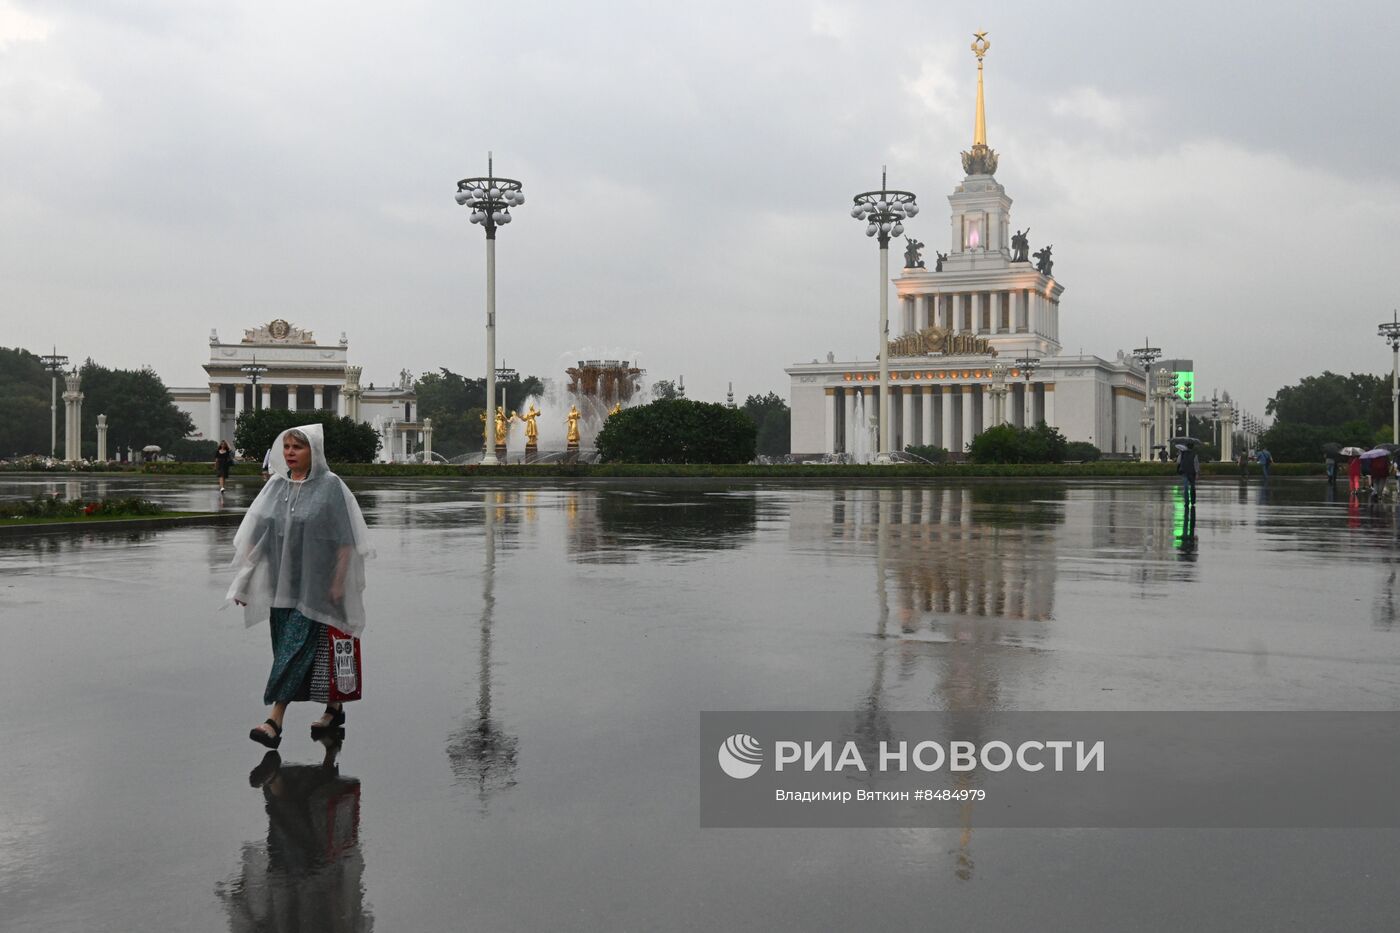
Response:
243,319,315,344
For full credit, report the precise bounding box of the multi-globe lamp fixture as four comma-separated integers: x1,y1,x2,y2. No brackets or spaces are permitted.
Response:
849,168,918,460
455,153,525,465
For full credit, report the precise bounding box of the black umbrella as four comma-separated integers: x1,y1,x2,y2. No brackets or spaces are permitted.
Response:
1380,443,1400,453
1168,436,1202,447
1322,442,1342,455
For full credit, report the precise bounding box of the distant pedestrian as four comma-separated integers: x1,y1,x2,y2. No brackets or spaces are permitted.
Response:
1238,451,1249,477
1369,453,1392,505
1176,444,1200,507
215,440,234,493
1325,454,1338,489
1349,455,1363,496
1256,449,1273,480
261,447,272,482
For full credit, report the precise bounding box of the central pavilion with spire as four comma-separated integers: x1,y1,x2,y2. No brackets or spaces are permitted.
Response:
786,33,1147,459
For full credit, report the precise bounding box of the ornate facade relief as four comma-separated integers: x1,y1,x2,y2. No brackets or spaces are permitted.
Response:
887,325,998,359
243,319,316,344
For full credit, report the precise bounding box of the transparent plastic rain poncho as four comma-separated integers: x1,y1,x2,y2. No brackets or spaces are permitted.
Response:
226,424,373,636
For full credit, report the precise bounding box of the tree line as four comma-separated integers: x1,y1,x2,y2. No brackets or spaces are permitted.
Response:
0,348,193,459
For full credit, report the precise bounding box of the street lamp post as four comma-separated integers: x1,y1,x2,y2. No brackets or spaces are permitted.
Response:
1015,353,1041,426
456,153,525,466
39,347,69,459
850,167,918,462
495,364,518,416
1211,390,1220,454
241,356,268,411
1379,311,1400,442
1131,338,1161,462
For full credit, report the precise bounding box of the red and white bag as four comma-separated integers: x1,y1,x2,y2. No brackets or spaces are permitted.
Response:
325,625,363,702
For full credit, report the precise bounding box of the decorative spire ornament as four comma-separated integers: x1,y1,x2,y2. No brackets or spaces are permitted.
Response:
961,31,999,176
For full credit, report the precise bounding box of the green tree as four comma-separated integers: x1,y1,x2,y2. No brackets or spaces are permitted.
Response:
967,422,1069,464
650,379,680,401
77,360,194,458
741,392,791,457
903,444,949,463
0,347,52,457
234,409,381,463
596,398,757,463
415,368,543,458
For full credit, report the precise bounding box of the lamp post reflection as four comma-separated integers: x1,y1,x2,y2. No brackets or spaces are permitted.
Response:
447,489,519,804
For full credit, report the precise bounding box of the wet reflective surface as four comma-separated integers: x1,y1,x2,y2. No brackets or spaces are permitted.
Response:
2,475,1398,931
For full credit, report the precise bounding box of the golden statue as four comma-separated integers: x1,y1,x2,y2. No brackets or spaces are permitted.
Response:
494,406,510,446
566,405,581,445
519,404,541,444
609,402,622,416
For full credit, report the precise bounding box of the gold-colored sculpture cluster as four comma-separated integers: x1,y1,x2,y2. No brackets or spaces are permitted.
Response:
888,325,998,359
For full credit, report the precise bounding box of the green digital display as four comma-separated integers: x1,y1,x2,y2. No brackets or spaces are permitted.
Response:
1173,370,1195,403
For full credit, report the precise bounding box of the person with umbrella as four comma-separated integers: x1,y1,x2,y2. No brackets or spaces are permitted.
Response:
1323,443,1340,489
1342,446,1366,497
1360,447,1393,506
1172,437,1202,508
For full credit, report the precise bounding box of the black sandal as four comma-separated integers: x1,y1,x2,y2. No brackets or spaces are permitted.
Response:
249,718,282,749
310,705,346,736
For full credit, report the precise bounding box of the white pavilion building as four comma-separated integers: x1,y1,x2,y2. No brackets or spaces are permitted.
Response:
170,319,423,461
787,39,1147,459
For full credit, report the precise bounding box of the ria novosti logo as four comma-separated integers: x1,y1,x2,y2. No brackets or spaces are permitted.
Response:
718,734,763,779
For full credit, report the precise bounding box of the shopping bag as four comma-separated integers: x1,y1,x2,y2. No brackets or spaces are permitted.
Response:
325,625,363,702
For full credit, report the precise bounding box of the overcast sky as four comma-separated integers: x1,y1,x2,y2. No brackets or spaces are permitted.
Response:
3,1,1398,420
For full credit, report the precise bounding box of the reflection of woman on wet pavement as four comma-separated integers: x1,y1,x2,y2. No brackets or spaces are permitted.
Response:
219,739,370,930
227,424,372,748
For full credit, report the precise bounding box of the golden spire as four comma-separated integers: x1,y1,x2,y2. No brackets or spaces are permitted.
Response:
971,31,990,147
960,31,998,176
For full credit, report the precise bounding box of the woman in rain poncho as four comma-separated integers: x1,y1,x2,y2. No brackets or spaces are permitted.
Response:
227,424,372,748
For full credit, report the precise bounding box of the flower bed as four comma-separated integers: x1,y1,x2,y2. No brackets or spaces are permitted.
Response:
0,494,165,520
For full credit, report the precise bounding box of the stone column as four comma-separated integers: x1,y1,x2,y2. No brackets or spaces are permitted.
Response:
970,292,982,333
1139,410,1152,462
824,389,837,454
385,418,397,463
1153,369,1171,451
900,387,914,452
941,388,956,452
313,385,324,410
843,390,856,454
918,295,930,331
63,370,83,462
990,364,1008,425
287,385,298,412
952,294,964,332
1220,405,1235,462
921,386,934,448
345,366,362,421
961,385,975,447
234,386,244,422
1042,384,1055,427
209,386,220,440
423,417,434,460
262,385,272,411
97,414,108,462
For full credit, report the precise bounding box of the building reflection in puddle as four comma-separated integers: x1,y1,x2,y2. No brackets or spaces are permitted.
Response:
565,488,758,564
217,740,371,931
829,486,1066,882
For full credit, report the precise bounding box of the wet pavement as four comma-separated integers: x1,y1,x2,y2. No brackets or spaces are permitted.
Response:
1,474,1398,931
